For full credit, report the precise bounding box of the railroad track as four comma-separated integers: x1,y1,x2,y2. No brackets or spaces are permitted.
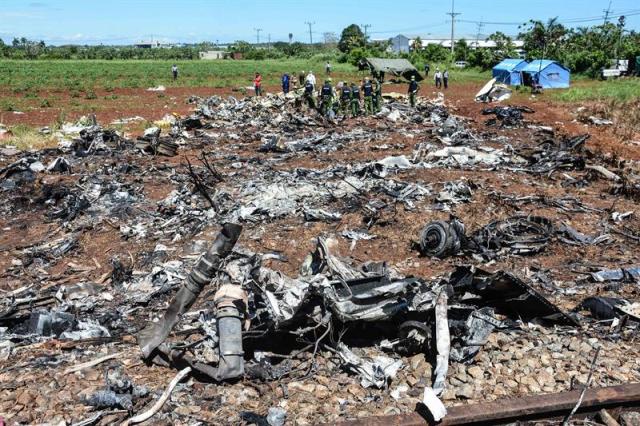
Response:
337,383,640,425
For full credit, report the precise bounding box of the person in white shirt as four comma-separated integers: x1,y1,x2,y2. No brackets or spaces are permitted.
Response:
305,71,316,90
434,69,442,89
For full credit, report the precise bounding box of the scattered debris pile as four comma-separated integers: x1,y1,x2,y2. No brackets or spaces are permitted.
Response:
482,106,534,127
1,89,640,425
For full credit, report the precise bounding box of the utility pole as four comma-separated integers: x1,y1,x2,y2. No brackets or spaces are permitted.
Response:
254,28,263,45
615,15,625,62
475,20,484,49
447,0,461,56
603,0,613,24
362,24,371,44
305,21,315,44
268,33,271,50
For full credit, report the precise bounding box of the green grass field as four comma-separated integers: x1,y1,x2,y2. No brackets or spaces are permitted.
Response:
1,59,637,101
0,59,357,91
553,78,640,102
0,59,492,92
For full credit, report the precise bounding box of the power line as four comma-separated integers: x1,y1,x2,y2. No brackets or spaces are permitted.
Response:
304,21,315,44
475,20,485,47
603,0,613,24
15,6,640,47
458,19,523,26
253,28,262,45
368,22,449,35
562,10,640,23
457,8,640,27
447,0,461,54
362,24,371,42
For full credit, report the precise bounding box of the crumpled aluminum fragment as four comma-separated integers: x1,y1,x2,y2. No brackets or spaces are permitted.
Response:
336,342,403,388
432,290,450,396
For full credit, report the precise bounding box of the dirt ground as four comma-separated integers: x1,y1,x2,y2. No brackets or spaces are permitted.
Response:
2,81,636,160
1,82,640,425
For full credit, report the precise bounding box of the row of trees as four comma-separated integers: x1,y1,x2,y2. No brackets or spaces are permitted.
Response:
334,21,640,77
2,19,640,77
0,37,342,61
404,18,640,77
519,18,640,77
0,37,212,60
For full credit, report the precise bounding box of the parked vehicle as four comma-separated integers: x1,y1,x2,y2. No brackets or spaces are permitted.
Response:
601,59,629,79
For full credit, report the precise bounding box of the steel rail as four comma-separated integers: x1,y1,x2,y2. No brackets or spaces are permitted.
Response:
336,383,640,425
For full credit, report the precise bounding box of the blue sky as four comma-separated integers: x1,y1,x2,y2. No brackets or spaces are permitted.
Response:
1,0,639,45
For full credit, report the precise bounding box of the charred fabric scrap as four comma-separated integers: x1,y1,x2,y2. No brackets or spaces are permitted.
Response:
83,368,149,411
482,106,534,127
136,225,579,391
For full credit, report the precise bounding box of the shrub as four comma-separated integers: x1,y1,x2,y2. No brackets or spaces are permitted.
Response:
0,99,15,111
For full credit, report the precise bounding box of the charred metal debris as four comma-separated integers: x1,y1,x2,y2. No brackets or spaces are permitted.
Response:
1,91,640,424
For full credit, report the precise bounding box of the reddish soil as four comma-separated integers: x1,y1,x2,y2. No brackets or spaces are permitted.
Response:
2,82,637,162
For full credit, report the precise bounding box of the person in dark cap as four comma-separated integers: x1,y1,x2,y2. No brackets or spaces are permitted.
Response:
281,72,290,94
320,78,334,116
408,75,419,107
350,81,361,117
340,81,352,117
373,77,382,113
362,77,374,115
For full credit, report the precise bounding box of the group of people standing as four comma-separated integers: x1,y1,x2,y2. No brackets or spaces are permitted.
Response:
253,70,381,118
172,63,449,94
309,75,383,118
425,64,450,89
250,64,452,118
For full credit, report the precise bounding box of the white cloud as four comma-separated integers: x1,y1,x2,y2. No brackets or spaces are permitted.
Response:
0,11,43,19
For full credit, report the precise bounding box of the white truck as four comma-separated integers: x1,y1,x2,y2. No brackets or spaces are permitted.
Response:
601,60,629,79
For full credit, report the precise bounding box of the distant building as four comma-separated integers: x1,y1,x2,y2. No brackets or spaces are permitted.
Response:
412,38,523,49
134,40,163,49
383,34,524,55
467,39,524,51
390,34,411,53
199,50,226,60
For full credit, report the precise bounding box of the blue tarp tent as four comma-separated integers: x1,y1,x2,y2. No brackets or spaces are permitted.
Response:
521,60,571,89
492,59,528,85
